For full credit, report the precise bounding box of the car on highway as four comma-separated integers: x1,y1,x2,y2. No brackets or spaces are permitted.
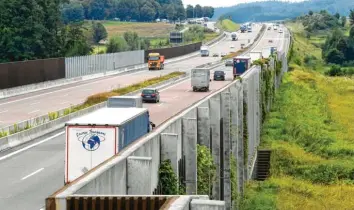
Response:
268,26,271,30
221,52,227,57
213,70,226,81
230,45,235,49
141,88,160,103
279,29,283,33
213,52,219,57
225,59,233,66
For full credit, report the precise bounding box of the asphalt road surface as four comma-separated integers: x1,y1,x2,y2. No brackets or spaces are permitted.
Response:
0,25,262,128
0,25,289,210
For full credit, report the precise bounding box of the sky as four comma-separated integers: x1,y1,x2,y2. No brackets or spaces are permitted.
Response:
182,0,306,8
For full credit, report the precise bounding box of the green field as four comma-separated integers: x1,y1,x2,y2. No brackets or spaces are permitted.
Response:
241,21,354,210
216,19,240,32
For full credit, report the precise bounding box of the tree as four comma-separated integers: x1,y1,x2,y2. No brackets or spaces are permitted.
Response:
350,9,354,25
334,12,340,19
116,0,139,21
123,31,140,50
175,4,186,20
202,6,214,18
164,4,176,21
308,10,313,16
92,22,107,43
186,5,194,18
195,4,203,18
341,16,347,27
106,36,129,53
88,0,106,20
325,48,345,64
61,2,85,24
60,23,93,57
139,3,156,21
350,26,354,39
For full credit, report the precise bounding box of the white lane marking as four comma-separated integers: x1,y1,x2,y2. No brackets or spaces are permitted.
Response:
0,131,65,162
21,168,44,180
0,110,8,114
60,101,69,104
157,103,164,107
82,89,92,91
29,102,40,106
61,94,69,97
172,96,179,99
28,110,40,114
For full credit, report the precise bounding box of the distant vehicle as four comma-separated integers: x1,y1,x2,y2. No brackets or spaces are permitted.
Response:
268,26,271,30
247,25,252,32
221,52,227,57
230,45,235,49
269,39,273,43
213,70,226,81
64,107,155,184
148,53,165,70
213,52,219,57
225,59,233,66
233,56,251,79
279,29,283,33
273,26,277,30
231,32,238,41
240,25,247,33
191,68,211,92
141,88,160,103
200,46,210,57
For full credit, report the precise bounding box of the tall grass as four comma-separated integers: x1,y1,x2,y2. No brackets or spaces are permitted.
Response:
242,21,354,210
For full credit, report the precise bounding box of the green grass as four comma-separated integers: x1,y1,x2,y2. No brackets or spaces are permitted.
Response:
216,19,240,32
242,21,354,210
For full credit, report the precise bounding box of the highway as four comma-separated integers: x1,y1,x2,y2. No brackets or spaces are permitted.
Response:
0,24,288,210
0,25,261,128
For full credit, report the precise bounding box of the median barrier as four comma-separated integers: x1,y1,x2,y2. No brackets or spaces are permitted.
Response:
0,73,189,152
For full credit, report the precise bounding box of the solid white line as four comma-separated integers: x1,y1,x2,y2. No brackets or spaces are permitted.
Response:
61,94,69,97
0,131,65,161
82,89,92,91
0,110,8,114
28,110,40,114
29,102,40,106
157,103,164,107
21,168,44,180
60,101,69,104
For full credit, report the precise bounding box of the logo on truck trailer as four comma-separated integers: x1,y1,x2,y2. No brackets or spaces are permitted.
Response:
76,130,107,151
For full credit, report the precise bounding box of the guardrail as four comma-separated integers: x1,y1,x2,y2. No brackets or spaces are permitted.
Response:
0,25,265,153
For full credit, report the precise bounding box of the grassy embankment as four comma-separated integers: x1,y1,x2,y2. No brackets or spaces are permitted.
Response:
216,19,240,32
241,21,354,210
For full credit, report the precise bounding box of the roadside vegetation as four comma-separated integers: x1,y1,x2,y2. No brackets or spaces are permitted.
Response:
0,72,185,138
216,19,240,32
241,10,354,210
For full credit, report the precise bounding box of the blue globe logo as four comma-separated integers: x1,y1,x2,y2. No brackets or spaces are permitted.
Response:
82,135,101,151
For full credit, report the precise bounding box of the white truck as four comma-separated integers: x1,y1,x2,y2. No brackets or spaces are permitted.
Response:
200,46,209,57
231,32,238,41
191,68,211,92
107,96,142,108
249,51,263,63
261,47,271,59
64,107,154,184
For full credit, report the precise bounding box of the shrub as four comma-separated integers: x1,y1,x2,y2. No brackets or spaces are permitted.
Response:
158,159,179,195
197,144,216,197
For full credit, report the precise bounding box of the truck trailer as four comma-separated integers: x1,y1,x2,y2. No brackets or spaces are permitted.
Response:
64,107,154,184
240,25,247,33
233,56,251,78
107,96,143,108
191,68,211,92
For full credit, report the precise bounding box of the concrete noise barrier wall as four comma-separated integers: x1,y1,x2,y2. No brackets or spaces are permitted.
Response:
145,42,203,61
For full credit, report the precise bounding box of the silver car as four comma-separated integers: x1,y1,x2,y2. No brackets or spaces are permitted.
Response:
225,59,233,66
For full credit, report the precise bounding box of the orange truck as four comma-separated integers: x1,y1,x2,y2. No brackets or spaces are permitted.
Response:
148,53,165,70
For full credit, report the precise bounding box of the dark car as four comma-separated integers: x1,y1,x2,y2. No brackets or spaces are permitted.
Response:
141,88,160,103
213,70,225,81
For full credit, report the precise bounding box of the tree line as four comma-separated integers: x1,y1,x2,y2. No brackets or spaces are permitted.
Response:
62,0,215,24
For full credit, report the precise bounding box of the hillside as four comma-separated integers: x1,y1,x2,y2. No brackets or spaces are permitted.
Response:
213,0,354,23
216,19,240,32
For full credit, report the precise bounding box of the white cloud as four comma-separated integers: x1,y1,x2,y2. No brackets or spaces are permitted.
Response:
182,0,306,8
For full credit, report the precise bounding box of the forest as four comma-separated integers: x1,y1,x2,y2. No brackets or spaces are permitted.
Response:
213,0,354,23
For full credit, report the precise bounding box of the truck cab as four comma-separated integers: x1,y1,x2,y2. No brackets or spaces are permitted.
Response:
200,46,209,57
231,32,238,41
233,56,251,78
148,53,165,70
